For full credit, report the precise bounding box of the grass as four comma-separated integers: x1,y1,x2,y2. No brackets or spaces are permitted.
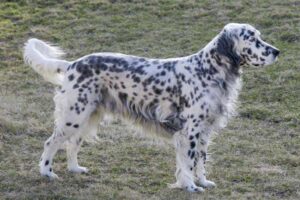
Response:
0,0,300,199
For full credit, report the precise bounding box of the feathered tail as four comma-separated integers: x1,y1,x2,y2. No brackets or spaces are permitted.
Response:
23,38,71,85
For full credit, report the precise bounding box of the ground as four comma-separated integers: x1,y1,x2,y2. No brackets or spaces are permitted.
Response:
0,0,299,199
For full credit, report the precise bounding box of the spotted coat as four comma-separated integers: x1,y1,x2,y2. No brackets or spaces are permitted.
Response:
24,23,280,192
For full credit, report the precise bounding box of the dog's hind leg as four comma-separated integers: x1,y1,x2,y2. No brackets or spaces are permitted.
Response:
39,129,66,180
66,112,100,173
39,91,97,179
66,134,87,173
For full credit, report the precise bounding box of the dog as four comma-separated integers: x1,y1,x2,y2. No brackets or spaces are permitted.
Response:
24,23,279,192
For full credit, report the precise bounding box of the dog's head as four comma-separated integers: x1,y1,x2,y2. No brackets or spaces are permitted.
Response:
216,23,280,68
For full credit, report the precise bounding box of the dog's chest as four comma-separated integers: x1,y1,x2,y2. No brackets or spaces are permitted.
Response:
183,76,241,128
206,77,241,126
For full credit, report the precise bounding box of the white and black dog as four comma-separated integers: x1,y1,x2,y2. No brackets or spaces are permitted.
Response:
24,23,279,192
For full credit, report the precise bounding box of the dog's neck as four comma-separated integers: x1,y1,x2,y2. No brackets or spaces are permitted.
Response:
193,34,242,84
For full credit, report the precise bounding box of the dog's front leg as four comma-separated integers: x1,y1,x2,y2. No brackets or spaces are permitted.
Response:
170,131,205,192
194,130,216,188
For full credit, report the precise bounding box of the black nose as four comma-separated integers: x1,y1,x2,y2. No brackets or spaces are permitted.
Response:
273,49,280,57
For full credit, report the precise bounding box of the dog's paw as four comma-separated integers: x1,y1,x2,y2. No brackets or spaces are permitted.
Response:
186,185,205,192
199,180,216,188
41,171,59,180
40,165,59,180
168,182,204,193
68,166,89,173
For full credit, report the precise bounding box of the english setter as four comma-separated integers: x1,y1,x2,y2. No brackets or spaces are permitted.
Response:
24,23,279,192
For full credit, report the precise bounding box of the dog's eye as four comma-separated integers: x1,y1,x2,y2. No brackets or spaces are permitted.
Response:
255,40,262,48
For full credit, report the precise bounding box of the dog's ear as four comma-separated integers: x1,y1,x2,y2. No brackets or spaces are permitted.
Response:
216,31,241,74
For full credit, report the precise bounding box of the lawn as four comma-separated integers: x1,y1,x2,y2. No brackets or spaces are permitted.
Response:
0,0,299,199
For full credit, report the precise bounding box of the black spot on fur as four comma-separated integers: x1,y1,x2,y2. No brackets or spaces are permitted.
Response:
200,150,207,161
166,87,172,93
160,71,166,76
190,141,196,149
133,76,141,83
222,81,227,91
95,69,100,74
153,86,162,95
75,62,94,84
118,92,128,105
216,32,241,75
256,40,262,48
247,48,252,55
68,74,74,81
99,63,108,71
73,84,79,89
239,28,245,36
190,151,195,159
247,30,254,36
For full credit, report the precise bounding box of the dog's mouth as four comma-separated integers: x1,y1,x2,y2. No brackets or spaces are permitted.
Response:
241,52,280,67
264,53,280,66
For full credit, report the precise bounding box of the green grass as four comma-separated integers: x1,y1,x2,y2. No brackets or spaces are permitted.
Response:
0,0,300,199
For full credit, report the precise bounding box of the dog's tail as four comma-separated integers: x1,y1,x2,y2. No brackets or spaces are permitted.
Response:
23,38,72,85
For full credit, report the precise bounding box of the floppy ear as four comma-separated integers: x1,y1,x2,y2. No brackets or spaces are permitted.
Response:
216,31,241,74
